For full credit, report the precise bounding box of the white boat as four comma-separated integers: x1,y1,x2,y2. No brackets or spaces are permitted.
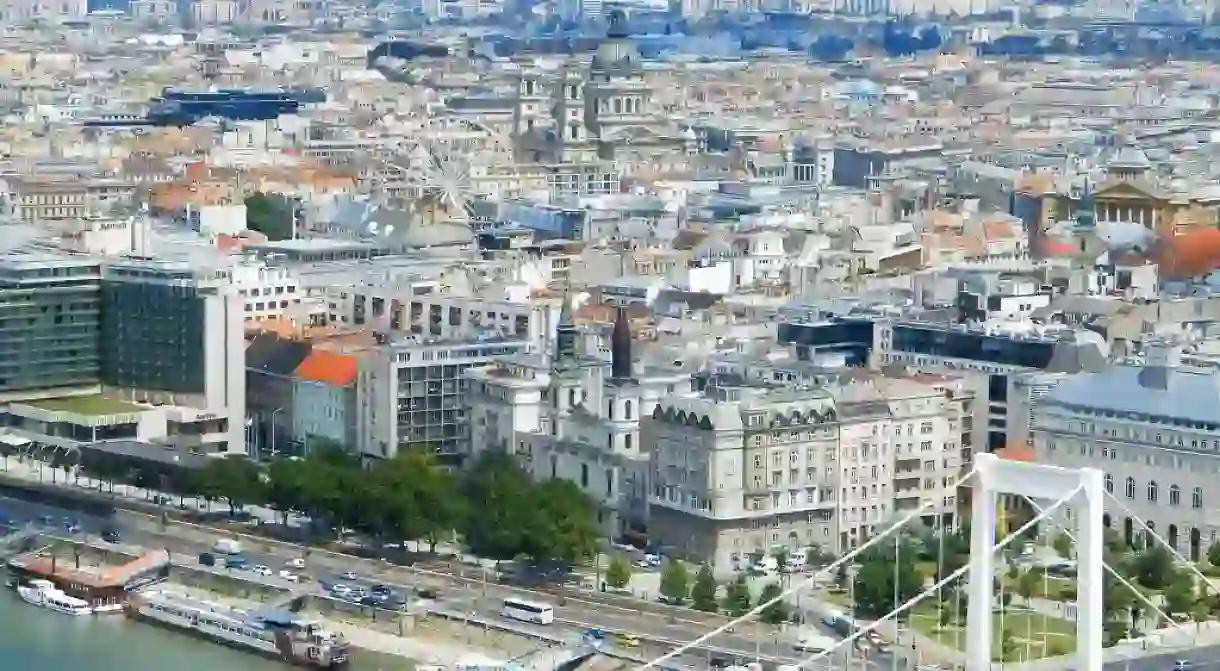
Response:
128,589,349,667
16,579,94,615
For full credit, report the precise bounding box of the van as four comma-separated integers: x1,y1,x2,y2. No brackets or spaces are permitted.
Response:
224,555,249,570
198,552,216,566
212,539,243,555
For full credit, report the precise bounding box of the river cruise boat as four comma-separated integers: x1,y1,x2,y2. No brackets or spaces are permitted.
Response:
127,589,349,668
16,579,95,615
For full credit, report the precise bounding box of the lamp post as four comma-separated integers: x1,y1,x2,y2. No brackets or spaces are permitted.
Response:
269,407,284,458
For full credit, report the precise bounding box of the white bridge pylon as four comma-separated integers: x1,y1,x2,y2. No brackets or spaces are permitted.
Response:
969,453,1105,671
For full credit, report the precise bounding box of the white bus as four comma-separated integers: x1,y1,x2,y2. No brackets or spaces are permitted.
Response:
501,598,555,624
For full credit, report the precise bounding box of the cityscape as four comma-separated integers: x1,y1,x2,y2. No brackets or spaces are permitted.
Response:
1,1,1220,670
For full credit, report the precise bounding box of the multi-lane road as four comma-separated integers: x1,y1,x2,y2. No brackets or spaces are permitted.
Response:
0,487,830,669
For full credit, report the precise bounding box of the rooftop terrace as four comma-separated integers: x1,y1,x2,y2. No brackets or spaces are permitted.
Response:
24,395,146,417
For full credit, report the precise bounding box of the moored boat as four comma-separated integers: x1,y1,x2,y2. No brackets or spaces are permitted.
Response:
16,578,95,615
127,589,349,668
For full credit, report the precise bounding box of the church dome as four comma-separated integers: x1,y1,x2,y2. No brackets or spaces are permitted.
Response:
591,9,641,73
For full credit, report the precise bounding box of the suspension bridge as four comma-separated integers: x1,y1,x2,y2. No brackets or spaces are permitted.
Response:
627,453,1220,671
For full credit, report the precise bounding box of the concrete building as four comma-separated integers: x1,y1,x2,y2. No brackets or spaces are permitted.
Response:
358,333,532,463
1031,342,1220,561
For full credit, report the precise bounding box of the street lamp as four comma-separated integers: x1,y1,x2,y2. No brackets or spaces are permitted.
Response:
268,407,284,458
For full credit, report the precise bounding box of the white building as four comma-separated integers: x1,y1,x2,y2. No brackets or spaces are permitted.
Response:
358,333,532,463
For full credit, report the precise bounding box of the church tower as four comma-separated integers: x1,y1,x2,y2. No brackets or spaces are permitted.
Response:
547,290,586,438
602,306,639,456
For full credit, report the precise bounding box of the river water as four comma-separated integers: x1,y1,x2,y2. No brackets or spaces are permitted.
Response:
0,586,411,671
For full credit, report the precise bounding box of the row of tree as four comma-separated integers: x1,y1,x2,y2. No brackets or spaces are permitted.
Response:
604,556,794,624
69,445,600,568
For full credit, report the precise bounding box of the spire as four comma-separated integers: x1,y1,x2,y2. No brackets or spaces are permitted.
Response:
554,287,578,366
610,306,633,383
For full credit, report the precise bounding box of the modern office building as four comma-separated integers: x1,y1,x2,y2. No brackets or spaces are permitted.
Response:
358,332,532,463
0,254,103,401
0,253,246,455
777,309,1108,452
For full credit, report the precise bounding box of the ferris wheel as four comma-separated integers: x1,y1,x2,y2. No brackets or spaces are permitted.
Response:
398,117,522,221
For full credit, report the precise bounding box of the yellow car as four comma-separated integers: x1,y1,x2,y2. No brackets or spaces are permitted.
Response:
617,633,640,648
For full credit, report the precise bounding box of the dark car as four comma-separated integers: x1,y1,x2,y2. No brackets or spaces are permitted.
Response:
370,584,392,595
198,552,216,566
417,587,439,600
101,529,121,543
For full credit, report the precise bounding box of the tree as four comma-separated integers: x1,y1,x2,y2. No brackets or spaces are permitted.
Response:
772,546,790,570
660,560,690,605
722,574,752,617
194,456,263,516
758,581,789,625
1165,571,1197,617
1134,545,1174,590
373,450,464,553
834,562,849,590
458,451,535,560
1052,532,1073,559
851,547,924,619
523,478,598,567
264,457,308,526
1208,540,1220,568
938,603,953,629
605,555,632,590
691,565,719,612
244,192,294,240
1016,567,1041,604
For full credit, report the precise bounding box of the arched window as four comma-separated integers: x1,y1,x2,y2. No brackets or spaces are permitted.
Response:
1104,475,1114,493
1125,477,1136,499
1170,485,1181,506
624,400,633,420
1148,480,1159,503
1194,487,1204,509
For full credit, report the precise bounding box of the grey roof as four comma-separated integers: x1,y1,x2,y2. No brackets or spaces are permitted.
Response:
1110,145,1151,169
1042,364,1220,426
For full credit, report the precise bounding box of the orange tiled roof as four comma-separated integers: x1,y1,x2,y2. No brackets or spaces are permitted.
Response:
293,350,358,387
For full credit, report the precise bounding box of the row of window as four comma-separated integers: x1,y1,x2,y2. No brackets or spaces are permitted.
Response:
1107,475,1204,508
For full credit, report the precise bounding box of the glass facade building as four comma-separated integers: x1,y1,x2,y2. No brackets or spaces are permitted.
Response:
0,256,102,396
101,265,208,395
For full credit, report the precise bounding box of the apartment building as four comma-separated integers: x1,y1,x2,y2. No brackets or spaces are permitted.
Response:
1,177,135,223
358,333,532,463
231,258,314,325
646,372,970,577
1031,342,1219,562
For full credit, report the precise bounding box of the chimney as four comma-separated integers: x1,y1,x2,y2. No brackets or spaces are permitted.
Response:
1138,340,1180,391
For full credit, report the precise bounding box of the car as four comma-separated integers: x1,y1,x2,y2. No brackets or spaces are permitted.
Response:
1173,661,1193,671
286,557,306,569
198,552,216,567
340,571,358,580
330,584,352,597
252,565,272,577
101,529,121,543
349,587,367,600
370,584,392,596
279,570,300,583
617,633,640,648
417,587,439,600
38,515,53,526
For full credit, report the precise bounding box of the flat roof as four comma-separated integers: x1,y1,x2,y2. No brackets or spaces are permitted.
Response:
25,395,146,416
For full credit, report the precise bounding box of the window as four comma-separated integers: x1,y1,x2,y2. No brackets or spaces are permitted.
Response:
1125,477,1136,499
1104,474,1113,493
1148,480,1158,503
624,400,633,420
1194,487,1204,509
1170,485,1181,506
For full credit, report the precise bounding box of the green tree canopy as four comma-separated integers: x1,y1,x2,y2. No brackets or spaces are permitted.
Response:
195,455,263,516
691,565,718,612
523,478,598,566
605,555,632,590
1134,545,1174,590
458,451,540,561
722,574,752,616
244,192,294,240
660,560,690,605
1208,541,1220,568
852,545,924,619
758,581,789,625
1164,570,1197,617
